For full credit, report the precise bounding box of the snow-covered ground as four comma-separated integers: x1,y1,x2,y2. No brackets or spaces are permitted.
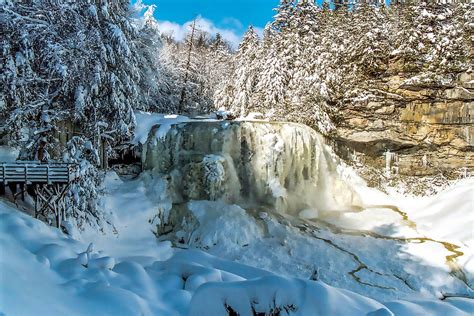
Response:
0,146,18,162
173,181,473,302
1,115,473,314
1,168,473,315
133,111,192,145
391,179,474,248
0,196,390,316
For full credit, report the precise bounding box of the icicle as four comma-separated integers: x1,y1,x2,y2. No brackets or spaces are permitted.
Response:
393,154,399,176
143,122,360,217
352,149,359,164
384,150,393,177
422,154,428,169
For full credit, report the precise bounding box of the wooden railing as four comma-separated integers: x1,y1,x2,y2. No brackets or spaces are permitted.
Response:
0,162,77,185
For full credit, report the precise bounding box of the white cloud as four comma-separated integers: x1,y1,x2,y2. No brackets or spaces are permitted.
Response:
220,17,244,31
157,16,243,49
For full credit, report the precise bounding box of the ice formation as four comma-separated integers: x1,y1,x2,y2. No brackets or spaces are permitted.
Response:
143,121,361,218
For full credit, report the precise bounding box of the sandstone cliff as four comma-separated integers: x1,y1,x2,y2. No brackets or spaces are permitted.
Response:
333,70,473,179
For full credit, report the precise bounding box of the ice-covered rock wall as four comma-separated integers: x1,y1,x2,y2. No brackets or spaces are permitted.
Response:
143,121,360,217
334,72,474,177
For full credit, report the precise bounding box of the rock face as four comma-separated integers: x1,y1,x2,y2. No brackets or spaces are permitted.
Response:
143,121,359,217
334,71,474,177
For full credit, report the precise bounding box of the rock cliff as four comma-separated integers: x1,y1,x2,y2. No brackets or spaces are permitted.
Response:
334,71,473,179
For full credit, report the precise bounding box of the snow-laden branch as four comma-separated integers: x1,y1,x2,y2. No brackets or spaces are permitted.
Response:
2,7,49,26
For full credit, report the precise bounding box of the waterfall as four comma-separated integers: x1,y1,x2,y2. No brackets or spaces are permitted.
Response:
143,121,360,218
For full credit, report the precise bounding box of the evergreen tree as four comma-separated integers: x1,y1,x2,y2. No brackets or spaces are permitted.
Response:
215,1,472,135
215,26,261,117
254,27,288,114
0,0,169,230
350,2,391,78
206,34,235,111
272,0,296,32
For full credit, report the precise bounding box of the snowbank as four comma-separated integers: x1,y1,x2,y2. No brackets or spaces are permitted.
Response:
190,276,391,316
0,146,18,162
133,111,192,145
2,197,471,315
399,178,474,247
0,201,371,315
1,165,473,315
349,177,474,274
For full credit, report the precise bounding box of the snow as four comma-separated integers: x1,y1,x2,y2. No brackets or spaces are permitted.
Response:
74,85,86,116
1,182,473,315
133,111,232,146
79,171,173,260
189,276,390,316
387,179,474,274
397,179,474,247
133,111,191,145
344,175,474,280
239,112,269,121
186,201,262,248
107,23,131,57
1,2,472,313
1,167,473,315
0,146,19,162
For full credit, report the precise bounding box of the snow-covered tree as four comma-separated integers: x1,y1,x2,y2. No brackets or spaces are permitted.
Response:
215,1,472,134
159,20,234,115
0,0,163,158
350,3,391,78
215,26,261,117
254,28,288,114
0,0,170,230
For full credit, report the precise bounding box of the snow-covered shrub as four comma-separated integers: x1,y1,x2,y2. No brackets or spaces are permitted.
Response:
62,137,109,232
0,0,171,230
0,0,168,158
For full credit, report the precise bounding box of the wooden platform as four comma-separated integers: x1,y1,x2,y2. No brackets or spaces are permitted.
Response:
0,161,77,185
0,161,78,228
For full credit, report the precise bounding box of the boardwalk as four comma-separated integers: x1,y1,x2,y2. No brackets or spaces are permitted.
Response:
0,161,78,228
0,161,77,184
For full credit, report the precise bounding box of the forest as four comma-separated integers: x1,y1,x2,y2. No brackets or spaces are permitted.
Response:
0,2,473,315
1,0,472,227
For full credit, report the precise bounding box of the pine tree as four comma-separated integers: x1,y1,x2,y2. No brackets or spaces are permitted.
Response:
206,34,234,112
272,0,296,32
0,0,169,230
254,27,288,115
217,26,261,117
350,2,391,78
391,3,426,74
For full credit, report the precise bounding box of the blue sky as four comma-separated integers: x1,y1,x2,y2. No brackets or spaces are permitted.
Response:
138,0,280,30
135,1,407,48
133,0,323,47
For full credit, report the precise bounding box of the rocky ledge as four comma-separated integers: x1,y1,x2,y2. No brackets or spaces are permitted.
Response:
334,71,473,178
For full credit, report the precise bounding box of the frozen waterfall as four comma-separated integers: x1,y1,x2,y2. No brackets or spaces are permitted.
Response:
142,121,360,218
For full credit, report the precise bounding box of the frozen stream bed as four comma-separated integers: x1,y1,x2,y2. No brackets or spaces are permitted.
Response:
1,171,472,315
1,116,473,315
